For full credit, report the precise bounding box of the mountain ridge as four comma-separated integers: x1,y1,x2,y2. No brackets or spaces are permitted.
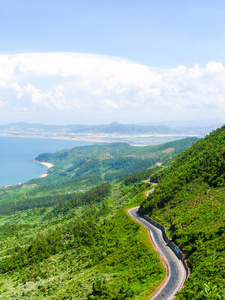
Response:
139,125,225,299
0,122,175,135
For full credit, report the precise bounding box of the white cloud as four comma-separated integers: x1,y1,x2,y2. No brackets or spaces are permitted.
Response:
205,62,224,74
0,55,18,81
8,82,24,99
101,99,119,109
0,100,7,108
24,84,46,104
0,52,225,123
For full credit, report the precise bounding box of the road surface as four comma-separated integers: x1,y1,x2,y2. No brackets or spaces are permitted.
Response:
145,187,156,198
128,207,186,300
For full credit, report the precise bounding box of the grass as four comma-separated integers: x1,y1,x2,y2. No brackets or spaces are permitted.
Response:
0,182,165,300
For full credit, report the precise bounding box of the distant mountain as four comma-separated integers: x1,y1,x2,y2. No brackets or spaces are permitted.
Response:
70,122,175,134
0,122,176,135
1,120,222,136
0,122,86,131
143,119,224,135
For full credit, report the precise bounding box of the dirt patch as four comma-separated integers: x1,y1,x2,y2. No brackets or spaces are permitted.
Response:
162,147,175,153
22,184,37,188
99,152,113,160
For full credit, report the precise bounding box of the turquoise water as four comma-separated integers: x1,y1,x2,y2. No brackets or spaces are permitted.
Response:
0,137,95,187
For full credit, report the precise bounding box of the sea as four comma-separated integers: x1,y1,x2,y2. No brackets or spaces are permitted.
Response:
0,136,96,187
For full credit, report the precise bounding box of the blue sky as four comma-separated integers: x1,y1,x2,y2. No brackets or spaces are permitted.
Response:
0,0,225,124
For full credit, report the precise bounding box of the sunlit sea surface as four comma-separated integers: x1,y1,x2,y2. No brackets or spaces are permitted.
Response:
0,137,96,187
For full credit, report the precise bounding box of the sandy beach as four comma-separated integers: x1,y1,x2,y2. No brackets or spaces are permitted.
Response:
37,161,54,168
33,160,54,178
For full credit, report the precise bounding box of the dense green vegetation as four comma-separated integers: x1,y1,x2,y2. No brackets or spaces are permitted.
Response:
2,138,196,299
32,138,197,187
2,132,224,299
0,179,165,299
140,126,225,299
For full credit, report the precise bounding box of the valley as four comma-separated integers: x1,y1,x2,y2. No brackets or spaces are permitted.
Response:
0,128,224,299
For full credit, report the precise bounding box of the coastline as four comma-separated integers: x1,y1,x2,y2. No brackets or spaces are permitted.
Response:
0,133,200,147
33,160,54,178
0,133,110,144
1,161,54,188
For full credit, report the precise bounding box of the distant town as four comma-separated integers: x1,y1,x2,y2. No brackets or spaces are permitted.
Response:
0,121,221,145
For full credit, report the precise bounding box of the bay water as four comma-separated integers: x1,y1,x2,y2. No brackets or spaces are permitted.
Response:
0,136,95,187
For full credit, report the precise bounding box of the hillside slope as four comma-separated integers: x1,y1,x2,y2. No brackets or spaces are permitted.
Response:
32,138,197,187
0,180,165,299
140,126,225,299
0,136,200,299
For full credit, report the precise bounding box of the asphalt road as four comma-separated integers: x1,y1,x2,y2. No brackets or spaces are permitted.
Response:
128,207,186,300
145,187,156,198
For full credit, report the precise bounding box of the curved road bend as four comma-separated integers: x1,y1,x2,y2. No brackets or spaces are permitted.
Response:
128,207,186,300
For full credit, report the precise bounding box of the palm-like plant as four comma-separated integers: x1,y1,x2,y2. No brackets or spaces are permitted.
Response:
198,283,221,299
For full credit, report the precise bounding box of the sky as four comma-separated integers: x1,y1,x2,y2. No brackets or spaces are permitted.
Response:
0,0,225,125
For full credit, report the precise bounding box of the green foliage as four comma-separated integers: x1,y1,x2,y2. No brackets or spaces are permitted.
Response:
140,126,225,299
0,136,198,299
0,182,111,215
0,179,165,299
31,138,197,186
197,282,222,299
122,165,160,185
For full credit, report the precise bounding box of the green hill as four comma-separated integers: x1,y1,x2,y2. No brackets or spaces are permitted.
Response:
140,126,225,299
4,132,225,299
32,138,197,187
0,180,166,299
0,137,198,299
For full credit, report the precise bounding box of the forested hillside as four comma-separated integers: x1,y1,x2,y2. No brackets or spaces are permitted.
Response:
0,138,198,299
32,138,197,187
0,177,165,299
4,133,223,299
140,126,225,299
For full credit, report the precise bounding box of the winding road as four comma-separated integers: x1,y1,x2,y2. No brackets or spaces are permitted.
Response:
128,207,186,300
